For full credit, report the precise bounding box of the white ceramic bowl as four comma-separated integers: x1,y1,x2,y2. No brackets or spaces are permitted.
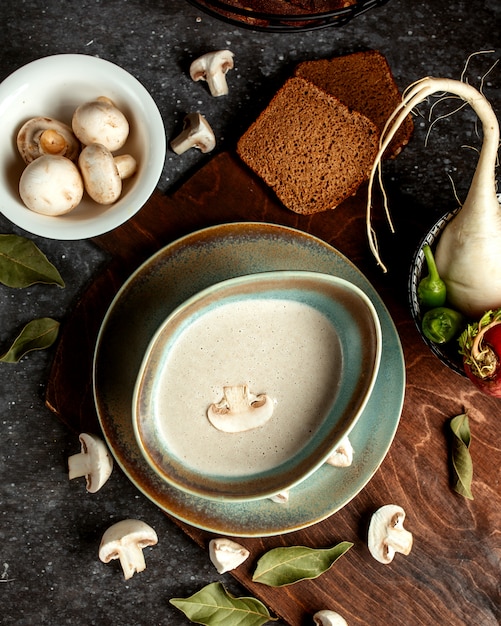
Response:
0,54,165,239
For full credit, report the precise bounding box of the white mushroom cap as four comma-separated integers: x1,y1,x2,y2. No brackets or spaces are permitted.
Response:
207,385,274,433
367,504,413,564
170,112,216,155
78,143,136,205
313,610,349,626
326,435,353,468
17,116,80,164
72,96,129,151
19,155,84,216
190,50,234,97
208,538,250,574
68,432,113,493
99,519,158,580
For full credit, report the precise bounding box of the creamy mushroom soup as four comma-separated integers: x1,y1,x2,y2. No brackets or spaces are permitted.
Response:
151,298,342,477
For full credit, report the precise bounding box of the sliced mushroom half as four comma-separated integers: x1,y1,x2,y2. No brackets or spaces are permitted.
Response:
367,504,413,564
208,538,250,574
99,519,158,580
207,385,274,433
190,50,235,97
170,112,216,155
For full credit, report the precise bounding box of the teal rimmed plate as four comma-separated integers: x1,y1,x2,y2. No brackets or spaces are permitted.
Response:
94,222,405,537
133,271,382,502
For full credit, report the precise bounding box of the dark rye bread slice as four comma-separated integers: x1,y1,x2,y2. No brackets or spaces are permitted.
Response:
295,50,414,159
236,76,379,215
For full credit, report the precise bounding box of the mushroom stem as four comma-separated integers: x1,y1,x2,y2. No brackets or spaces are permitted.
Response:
117,543,147,580
39,129,70,156
385,513,413,554
68,452,92,481
114,154,137,179
206,72,229,98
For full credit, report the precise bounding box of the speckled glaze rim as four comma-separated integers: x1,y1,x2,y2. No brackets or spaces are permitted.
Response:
93,222,405,537
132,270,382,502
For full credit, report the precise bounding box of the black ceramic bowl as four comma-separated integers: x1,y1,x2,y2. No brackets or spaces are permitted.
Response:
408,208,466,377
186,0,391,32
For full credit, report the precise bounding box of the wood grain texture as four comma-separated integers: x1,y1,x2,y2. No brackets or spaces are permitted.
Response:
46,152,501,625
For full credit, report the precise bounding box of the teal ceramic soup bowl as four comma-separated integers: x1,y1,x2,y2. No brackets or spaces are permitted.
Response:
133,269,382,502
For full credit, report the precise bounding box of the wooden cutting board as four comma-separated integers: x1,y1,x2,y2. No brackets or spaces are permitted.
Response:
46,152,501,625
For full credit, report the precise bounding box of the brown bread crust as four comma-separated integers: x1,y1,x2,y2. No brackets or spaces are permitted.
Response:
295,50,414,158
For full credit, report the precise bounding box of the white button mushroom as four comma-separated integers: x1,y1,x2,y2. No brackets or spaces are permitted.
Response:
268,490,290,504
367,504,413,564
207,385,274,433
17,116,80,164
68,432,113,493
78,143,136,204
326,435,354,468
19,154,84,216
170,112,216,155
313,610,349,626
190,50,234,97
99,519,158,580
72,96,130,151
208,538,250,574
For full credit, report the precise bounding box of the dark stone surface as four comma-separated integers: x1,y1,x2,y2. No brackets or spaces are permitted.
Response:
0,1,499,624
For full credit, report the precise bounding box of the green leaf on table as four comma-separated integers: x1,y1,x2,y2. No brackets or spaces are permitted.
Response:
170,582,276,625
252,542,353,587
0,318,60,363
0,234,64,288
449,412,474,500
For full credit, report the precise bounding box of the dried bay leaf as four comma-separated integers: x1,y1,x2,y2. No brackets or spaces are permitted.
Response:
0,234,64,288
252,542,353,587
170,582,276,625
449,412,474,500
0,318,60,363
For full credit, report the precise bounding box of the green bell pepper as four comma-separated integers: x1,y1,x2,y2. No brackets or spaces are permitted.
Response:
422,306,465,344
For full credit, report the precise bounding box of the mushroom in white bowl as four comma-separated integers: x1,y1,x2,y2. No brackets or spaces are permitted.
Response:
0,54,165,240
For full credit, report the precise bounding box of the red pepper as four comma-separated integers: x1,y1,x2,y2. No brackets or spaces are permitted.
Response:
459,310,501,398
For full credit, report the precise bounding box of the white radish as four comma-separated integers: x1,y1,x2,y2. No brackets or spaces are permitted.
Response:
367,76,501,319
